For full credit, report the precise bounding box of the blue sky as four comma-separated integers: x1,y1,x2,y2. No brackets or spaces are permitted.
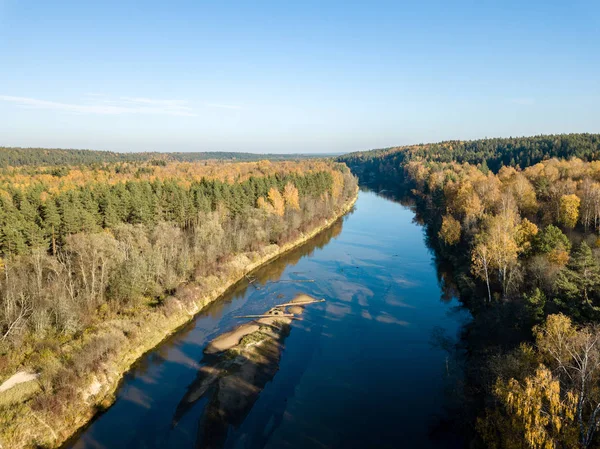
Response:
0,0,599,153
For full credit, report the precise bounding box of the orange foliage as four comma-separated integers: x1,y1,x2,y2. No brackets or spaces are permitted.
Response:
267,188,285,216
283,183,300,210
0,159,343,196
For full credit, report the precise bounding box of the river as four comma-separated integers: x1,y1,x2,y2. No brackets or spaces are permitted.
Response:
63,189,470,449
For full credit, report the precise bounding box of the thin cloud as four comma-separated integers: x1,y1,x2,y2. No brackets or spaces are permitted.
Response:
204,102,242,110
508,97,535,106
0,95,198,116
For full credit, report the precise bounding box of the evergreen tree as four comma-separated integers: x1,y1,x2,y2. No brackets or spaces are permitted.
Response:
555,242,600,309
59,194,82,238
535,225,571,254
524,288,546,323
42,199,61,254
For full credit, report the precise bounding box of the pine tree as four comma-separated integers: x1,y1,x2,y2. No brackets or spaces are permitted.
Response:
100,196,121,229
42,199,61,254
59,194,82,238
555,242,600,307
524,288,546,323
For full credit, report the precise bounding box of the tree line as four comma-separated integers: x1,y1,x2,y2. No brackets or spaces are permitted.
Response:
339,133,600,179
0,170,336,257
0,147,314,167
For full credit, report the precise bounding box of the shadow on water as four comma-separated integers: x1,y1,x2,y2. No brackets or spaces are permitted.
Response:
173,323,291,449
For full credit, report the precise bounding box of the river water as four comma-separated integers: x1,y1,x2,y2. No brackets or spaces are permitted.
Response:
63,190,469,449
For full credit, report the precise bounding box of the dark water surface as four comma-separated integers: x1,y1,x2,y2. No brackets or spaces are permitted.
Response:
64,190,469,449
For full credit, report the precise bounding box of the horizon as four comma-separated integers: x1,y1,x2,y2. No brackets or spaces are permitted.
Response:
3,131,597,156
1,1,599,153
0,145,345,155
0,131,600,156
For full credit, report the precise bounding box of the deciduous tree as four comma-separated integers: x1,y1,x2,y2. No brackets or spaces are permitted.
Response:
559,194,581,230
439,215,461,246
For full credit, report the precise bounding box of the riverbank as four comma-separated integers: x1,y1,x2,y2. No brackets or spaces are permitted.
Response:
0,189,358,449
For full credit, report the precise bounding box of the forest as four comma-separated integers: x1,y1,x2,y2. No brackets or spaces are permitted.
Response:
338,133,600,449
341,133,600,180
0,146,314,167
0,156,357,448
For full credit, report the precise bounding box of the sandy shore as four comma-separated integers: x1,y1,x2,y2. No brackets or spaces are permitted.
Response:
205,323,262,354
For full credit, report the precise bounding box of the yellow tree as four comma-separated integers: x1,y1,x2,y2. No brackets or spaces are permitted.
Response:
439,215,461,245
257,196,274,214
283,182,300,210
498,167,538,215
580,179,595,232
485,208,520,297
590,184,600,231
559,194,580,229
473,172,502,213
511,174,538,215
331,171,344,201
494,365,578,449
534,314,600,448
448,180,484,224
268,187,285,216
516,218,539,254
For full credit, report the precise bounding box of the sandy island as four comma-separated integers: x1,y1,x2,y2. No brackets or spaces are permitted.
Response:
204,294,322,354
172,293,324,448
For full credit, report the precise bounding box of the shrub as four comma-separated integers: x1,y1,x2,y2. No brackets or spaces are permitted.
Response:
71,331,126,376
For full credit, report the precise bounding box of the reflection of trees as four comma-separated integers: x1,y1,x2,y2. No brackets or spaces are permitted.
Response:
363,187,485,444
252,217,344,285
126,319,199,377
203,281,252,319
373,188,414,207
434,256,461,304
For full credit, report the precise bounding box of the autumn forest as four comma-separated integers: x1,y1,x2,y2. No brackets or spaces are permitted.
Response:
4,133,600,449
339,133,600,449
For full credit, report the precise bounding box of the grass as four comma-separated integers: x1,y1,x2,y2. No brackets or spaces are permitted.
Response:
239,331,269,347
0,381,40,407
